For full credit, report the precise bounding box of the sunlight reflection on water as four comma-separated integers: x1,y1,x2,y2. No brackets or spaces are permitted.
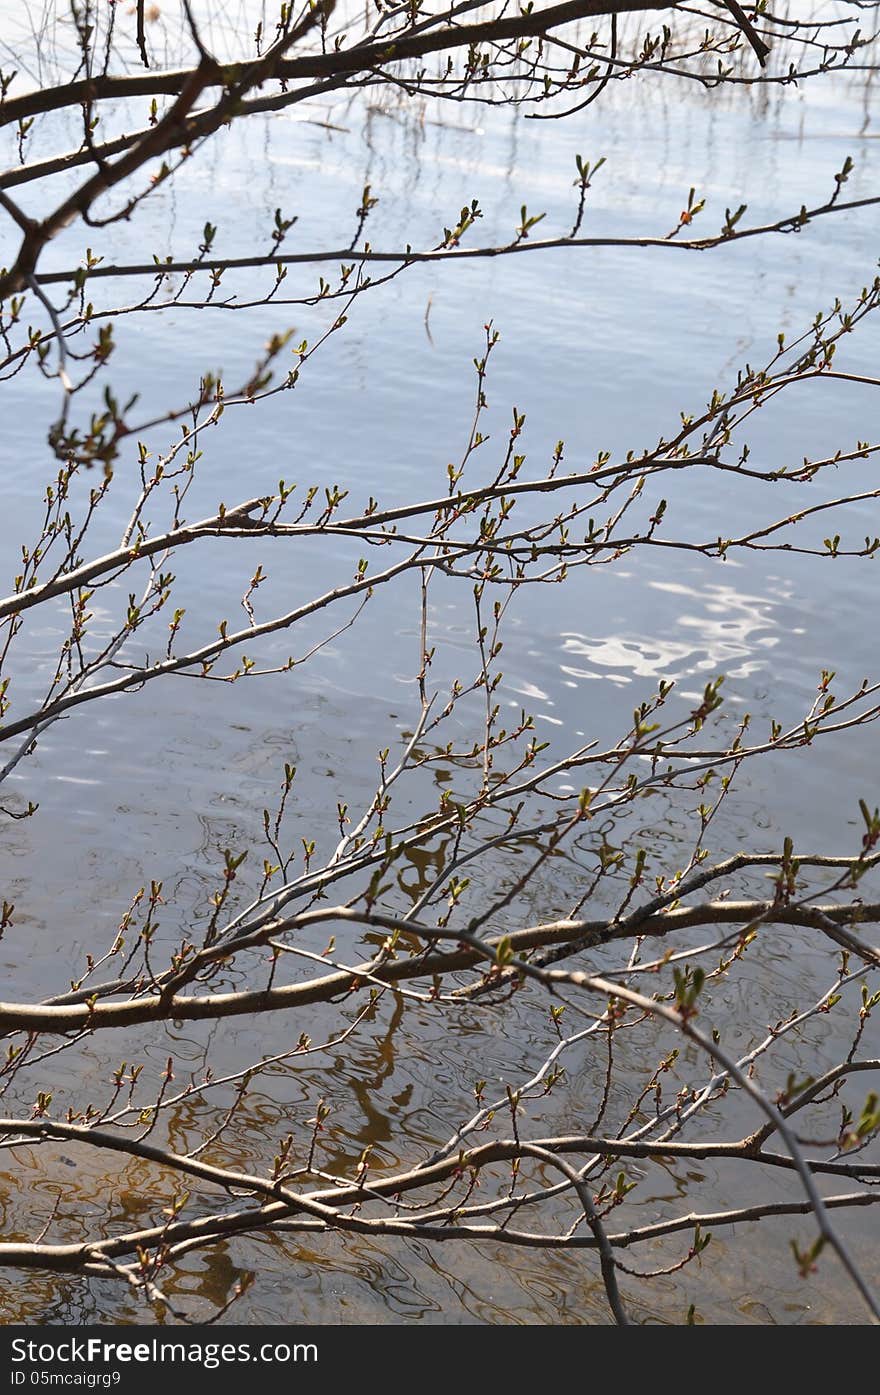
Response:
0,0,879,1325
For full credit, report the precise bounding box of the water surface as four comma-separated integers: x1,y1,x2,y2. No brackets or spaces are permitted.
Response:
0,0,878,1324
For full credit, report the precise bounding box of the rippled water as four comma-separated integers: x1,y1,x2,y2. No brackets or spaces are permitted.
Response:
0,1,879,1324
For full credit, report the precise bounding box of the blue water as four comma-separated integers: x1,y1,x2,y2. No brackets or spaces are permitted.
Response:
0,0,878,1323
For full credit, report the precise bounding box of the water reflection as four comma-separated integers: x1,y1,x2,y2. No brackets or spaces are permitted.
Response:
559,579,780,687
0,5,879,1326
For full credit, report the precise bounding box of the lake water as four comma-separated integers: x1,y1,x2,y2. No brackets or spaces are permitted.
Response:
0,1,878,1324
